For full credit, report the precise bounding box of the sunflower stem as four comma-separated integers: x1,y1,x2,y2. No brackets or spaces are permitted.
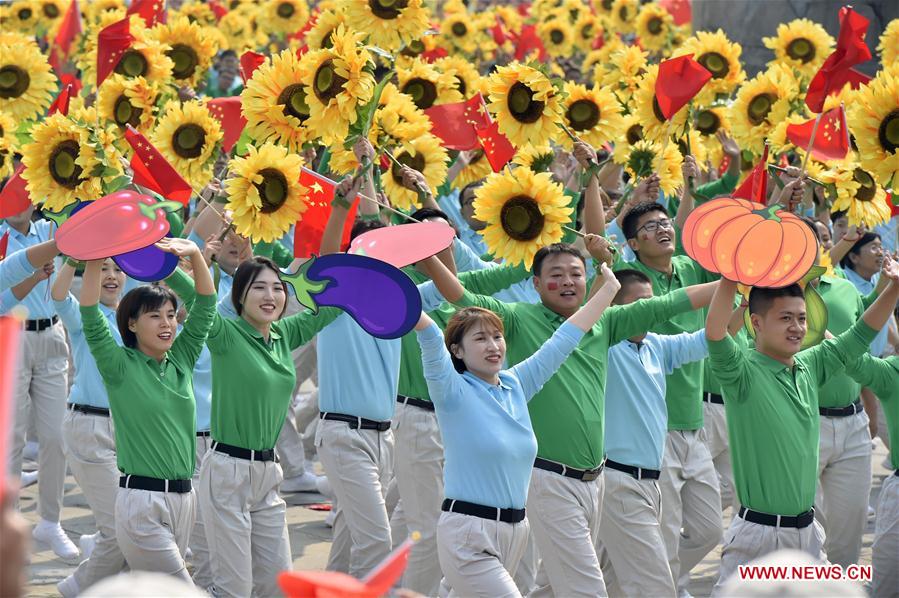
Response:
799,112,823,176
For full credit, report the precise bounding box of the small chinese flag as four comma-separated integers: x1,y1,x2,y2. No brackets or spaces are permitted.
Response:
59,72,83,96
514,24,548,61
124,125,193,205
421,46,449,63
476,121,516,172
491,15,507,45
786,105,850,162
425,94,492,151
206,97,247,153
733,144,769,204
0,165,32,219
655,54,712,120
294,168,359,258
658,0,691,25
52,0,82,64
806,6,872,113
96,18,134,87
240,51,266,82
208,0,228,20
0,232,8,261
48,84,74,116
127,0,166,27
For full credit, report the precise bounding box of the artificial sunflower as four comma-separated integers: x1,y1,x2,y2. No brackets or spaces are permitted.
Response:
635,3,673,52
397,59,463,111
821,158,892,228
560,83,624,148
225,143,308,243
440,11,479,55
370,82,432,147
242,49,314,153
574,13,602,52
263,0,309,36
473,167,573,269
487,62,563,148
592,0,615,18
538,18,575,58
730,64,798,155
96,74,159,134
5,0,39,35
152,15,219,88
433,56,482,99
75,8,126,87
39,0,66,28
513,145,556,174
610,0,638,34
151,100,223,189
174,1,218,27
878,19,899,67
115,39,174,84
219,5,267,52
0,138,13,180
452,149,494,189
382,134,448,211
679,30,745,103
599,45,648,109
763,19,834,81
0,110,15,149
633,64,689,143
0,39,57,121
674,130,708,167
613,114,646,165
692,105,731,166
21,113,118,211
306,8,345,50
494,5,524,38
341,0,430,52
768,113,810,154
847,68,899,189
625,139,683,195
84,0,124,25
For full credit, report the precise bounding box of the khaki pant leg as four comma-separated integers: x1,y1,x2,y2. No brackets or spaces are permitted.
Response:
276,410,308,478
678,430,723,586
248,461,292,598
327,496,352,573
660,431,688,583
513,532,538,596
872,473,899,597
703,402,736,511
189,435,214,591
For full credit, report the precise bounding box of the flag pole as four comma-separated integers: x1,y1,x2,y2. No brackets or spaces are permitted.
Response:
799,112,823,176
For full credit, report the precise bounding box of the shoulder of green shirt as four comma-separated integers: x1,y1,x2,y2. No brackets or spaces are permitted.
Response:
695,171,739,201
79,303,127,384
458,262,531,296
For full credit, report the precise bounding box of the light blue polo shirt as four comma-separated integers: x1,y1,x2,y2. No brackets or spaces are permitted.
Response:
0,247,36,296
843,267,889,356
0,220,57,319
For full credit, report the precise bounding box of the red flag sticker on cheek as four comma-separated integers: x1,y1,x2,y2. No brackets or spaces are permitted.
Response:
547,282,559,290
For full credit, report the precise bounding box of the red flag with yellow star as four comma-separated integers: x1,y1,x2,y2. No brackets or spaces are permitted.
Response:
127,0,166,27
124,125,193,205
0,165,31,219
48,84,73,116
207,97,246,153
733,144,769,204
786,105,849,162
97,18,134,87
424,94,491,151
294,168,359,258
240,51,266,82
806,6,871,113
476,121,515,172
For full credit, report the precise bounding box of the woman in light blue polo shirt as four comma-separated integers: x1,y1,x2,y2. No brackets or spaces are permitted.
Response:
414,260,621,597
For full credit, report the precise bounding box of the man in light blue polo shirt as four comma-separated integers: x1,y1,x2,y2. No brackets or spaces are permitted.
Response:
598,269,710,598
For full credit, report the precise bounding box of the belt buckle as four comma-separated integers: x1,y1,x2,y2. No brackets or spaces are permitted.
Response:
582,469,599,482
495,507,501,522
635,467,643,481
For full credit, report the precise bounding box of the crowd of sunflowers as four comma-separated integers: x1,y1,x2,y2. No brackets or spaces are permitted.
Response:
0,0,897,269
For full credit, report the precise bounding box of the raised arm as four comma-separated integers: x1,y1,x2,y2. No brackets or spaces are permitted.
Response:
320,174,363,255
420,254,465,304
861,254,899,331
51,260,78,301
9,262,53,301
675,155,700,231
80,260,103,307
706,278,739,341
155,238,215,297
573,141,605,236
415,316,462,407
79,261,125,384
567,263,621,332
25,239,59,271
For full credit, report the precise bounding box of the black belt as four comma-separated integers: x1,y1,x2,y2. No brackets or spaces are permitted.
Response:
68,403,110,417
442,499,525,523
197,430,211,437
894,470,899,477
397,395,435,412
119,475,191,493
25,316,59,332
605,459,661,480
534,457,604,482
703,392,724,405
819,400,863,417
320,412,391,431
211,441,275,462
738,506,814,528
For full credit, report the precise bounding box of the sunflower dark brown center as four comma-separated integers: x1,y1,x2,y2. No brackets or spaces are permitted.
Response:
647,16,663,35
454,75,467,97
401,39,424,57
550,29,565,44
618,6,629,20
581,24,593,40
786,38,815,63
43,3,60,18
18,8,32,20
402,78,438,110
277,84,310,121
277,2,295,18
500,196,544,241
878,110,899,153
169,44,199,80
601,0,613,9
49,140,83,188
115,50,149,78
255,168,289,213
452,22,467,37
368,0,409,20
390,151,427,184
651,97,666,123
567,99,600,131
113,95,143,127
321,30,335,49
507,82,545,124
172,124,206,159
626,124,643,145
747,93,775,125
740,149,754,171
852,168,877,201
698,52,729,79
313,60,348,103
695,110,720,135
0,66,29,99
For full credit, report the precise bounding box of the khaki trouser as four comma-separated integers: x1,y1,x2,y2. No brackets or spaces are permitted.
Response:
277,340,319,477
527,467,607,597
115,486,196,583
189,434,213,591
872,472,899,597
815,409,872,567
660,429,723,592
702,401,737,511
598,468,676,597
199,450,291,598
317,418,394,578
437,511,530,598
63,408,126,590
8,323,69,521
712,512,827,596
392,401,445,596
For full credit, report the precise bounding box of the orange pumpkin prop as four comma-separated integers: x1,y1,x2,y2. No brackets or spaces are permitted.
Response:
682,197,818,288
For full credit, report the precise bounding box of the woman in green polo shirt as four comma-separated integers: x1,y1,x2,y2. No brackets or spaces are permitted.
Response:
79,237,216,582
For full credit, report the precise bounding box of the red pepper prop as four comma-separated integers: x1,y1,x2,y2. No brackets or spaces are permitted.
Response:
55,190,184,261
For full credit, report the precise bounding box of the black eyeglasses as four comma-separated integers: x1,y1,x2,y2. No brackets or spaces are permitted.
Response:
636,218,673,234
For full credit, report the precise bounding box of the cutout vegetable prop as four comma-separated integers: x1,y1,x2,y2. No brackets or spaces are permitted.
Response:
282,253,422,340
682,197,818,288
112,234,179,282
349,222,456,268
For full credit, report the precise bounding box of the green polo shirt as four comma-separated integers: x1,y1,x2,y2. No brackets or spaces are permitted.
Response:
845,354,899,470
455,287,695,469
708,319,878,515
81,293,217,480
614,254,717,430
816,275,866,408
397,265,531,401
166,269,341,450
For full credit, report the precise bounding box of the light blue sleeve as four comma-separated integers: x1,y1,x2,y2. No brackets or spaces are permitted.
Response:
0,248,37,293
417,322,462,407
53,294,82,333
453,239,493,273
659,330,709,374
187,230,205,251
417,280,445,313
509,321,584,400
604,219,636,263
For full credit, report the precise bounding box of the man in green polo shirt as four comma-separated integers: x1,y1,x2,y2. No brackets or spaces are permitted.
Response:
705,254,899,595
427,241,717,596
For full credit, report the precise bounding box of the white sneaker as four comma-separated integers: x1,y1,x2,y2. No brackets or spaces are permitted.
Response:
57,574,79,598
315,476,332,498
23,441,39,462
79,532,99,558
324,509,336,527
281,471,322,493
33,519,80,560
20,470,38,488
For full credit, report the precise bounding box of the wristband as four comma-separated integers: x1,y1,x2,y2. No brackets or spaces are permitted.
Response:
361,212,381,222
331,195,352,210
65,257,85,269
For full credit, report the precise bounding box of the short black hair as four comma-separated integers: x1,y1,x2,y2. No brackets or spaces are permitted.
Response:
349,219,385,242
748,284,805,316
532,243,585,277
613,269,652,303
116,285,179,348
231,257,288,318
410,207,450,223
622,202,669,240
840,231,881,271
459,180,485,208
218,49,237,60
831,210,848,223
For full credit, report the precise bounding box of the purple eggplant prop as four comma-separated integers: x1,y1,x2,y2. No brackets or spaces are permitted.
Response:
112,234,179,282
282,253,422,339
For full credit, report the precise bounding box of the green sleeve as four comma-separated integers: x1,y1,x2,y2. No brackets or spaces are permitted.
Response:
695,171,738,201
281,307,343,350
253,240,293,268
165,267,226,341
166,209,185,239
861,288,879,309
845,354,899,400
707,334,750,401
170,293,216,369
560,189,581,244
603,288,693,344
455,289,519,336
458,263,531,296
803,319,880,386
80,304,127,386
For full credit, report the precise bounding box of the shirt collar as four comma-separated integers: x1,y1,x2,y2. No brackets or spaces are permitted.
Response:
463,370,512,391
5,221,35,240
236,315,281,342
749,349,805,375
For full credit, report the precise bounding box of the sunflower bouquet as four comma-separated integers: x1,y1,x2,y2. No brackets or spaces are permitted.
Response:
487,61,565,148
151,99,223,190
